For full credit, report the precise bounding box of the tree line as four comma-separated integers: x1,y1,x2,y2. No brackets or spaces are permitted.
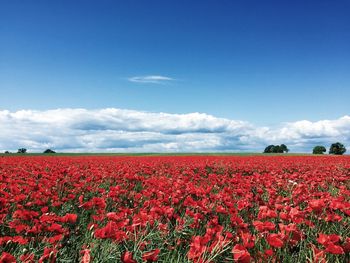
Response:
312,142,346,155
263,142,347,155
2,143,348,155
4,148,56,154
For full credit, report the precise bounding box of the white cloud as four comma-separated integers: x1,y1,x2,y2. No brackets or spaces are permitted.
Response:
128,75,174,84
0,108,349,153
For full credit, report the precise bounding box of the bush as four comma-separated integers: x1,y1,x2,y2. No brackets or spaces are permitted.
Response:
43,149,56,154
263,144,289,153
312,146,326,154
264,145,275,153
17,148,27,154
329,142,346,155
280,144,289,153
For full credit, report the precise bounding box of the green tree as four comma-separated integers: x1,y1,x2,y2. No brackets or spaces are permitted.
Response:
329,142,346,155
43,149,56,154
280,144,289,153
273,145,282,153
264,145,275,153
17,148,27,154
264,144,289,153
312,146,326,154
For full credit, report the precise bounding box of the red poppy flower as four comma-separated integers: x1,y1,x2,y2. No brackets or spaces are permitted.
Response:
317,234,329,246
343,237,350,253
325,243,344,255
80,249,91,263
38,247,57,263
0,252,16,263
61,213,78,224
188,236,206,260
20,253,35,263
267,234,284,248
142,249,160,262
121,251,137,263
253,221,275,232
240,231,255,248
264,249,274,257
232,244,251,263
317,233,341,246
47,234,63,244
310,244,326,263
309,199,326,212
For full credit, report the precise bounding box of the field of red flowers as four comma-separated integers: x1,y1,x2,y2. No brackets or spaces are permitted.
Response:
0,155,349,262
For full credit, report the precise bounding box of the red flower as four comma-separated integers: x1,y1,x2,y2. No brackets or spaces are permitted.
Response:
264,249,274,257
310,244,326,263
240,231,255,248
20,253,35,263
0,252,16,263
47,234,63,245
121,251,137,263
309,199,326,212
325,243,344,255
267,234,284,248
252,221,275,232
279,223,303,246
142,249,160,262
343,237,350,253
80,249,91,263
232,244,250,263
317,233,341,246
188,236,206,260
317,234,329,246
47,223,64,233
19,254,35,263
38,248,57,263
94,221,127,241
257,206,277,219
62,213,78,224
326,234,340,244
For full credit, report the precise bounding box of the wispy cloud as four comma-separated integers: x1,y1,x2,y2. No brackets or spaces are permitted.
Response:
128,75,174,84
0,108,349,153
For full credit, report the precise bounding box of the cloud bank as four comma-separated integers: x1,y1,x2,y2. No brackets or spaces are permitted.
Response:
0,108,349,153
128,75,174,84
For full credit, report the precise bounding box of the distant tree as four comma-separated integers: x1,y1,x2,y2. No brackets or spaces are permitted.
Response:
280,144,289,153
17,148,27,154
264,145,275,153
43,149,56,154
329,142,346,155
4,151,10,154
313,146,326,154
273,145,282,153
263,144,289,153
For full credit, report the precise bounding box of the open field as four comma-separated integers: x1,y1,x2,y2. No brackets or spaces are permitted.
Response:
0,155,349,262
1,152,318,157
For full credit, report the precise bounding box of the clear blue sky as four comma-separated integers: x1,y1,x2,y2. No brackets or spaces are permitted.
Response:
1,0,349,124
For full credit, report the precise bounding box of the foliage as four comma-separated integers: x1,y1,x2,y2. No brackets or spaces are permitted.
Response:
280,144,289,153
43,149,56,154
17,148,27,154
263,144,289,153
0,156,349,262
313,146,327,154
329,142,346,155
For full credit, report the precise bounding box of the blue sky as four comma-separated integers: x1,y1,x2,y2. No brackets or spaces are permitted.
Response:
0,1,349,152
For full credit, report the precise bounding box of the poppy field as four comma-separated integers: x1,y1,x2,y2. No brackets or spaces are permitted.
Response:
0,155,349,262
